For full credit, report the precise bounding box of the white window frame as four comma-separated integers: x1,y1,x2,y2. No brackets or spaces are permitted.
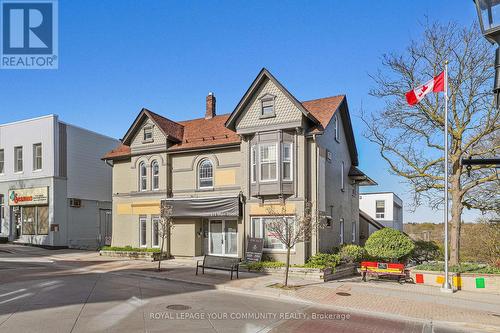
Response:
261,98,275,118
282,142,293,181
151,160,159,191
259,143,278,182
376,200,385,219
341,161,345,191
139,162,147,191
139,216,147,247
0,149,4,174
251,216,295,252
198,159,214,189
33,143,42,171
339,218,345,244
152,215,160,248
250,145,256,183
14,146,23,173
143,127,153,142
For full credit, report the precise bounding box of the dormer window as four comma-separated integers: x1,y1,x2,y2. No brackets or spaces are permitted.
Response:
260,94,276,118
143,127,153,142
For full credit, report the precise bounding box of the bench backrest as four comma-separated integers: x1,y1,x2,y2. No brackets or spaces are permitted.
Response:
204,255,240,267
361,261,405,273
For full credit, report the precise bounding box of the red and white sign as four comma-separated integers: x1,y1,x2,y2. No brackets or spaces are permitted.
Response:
405,72,445,106
8,187,49,206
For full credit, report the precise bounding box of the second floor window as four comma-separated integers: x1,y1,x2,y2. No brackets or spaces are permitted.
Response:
14,146,23,172
282,143,292,181
151,161,159,190
260,144,277,181
0,149,4,174
33,143,42,170
199,159,213,188
376,200,385,219
139,162,147,191
251,146,256,183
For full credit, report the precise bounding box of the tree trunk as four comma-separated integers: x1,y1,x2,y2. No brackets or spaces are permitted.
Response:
449,173,463,266
158,235,165,271
284,247,290,287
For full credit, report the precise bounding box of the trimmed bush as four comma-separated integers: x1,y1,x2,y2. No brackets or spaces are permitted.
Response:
246,261,285,271
339,244,366,263
303,253,341,269
365,228,414,262
410,240,440,265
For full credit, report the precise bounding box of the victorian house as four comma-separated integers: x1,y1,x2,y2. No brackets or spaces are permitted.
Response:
103,68,374,264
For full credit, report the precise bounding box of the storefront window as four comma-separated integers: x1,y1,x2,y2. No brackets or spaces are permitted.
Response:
37,206,49,235
251,216,294,251
22,206,36,235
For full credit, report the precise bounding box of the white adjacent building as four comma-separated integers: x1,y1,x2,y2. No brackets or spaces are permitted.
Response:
359,192,403,232
0,115,118,249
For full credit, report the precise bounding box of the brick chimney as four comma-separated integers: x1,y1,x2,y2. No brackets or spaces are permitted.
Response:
205,92,216,119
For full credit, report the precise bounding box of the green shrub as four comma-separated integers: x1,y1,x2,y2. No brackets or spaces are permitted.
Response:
303,253,341,269
100,246,160,253
246,261,285,271
339,244,366,263
414,262,500,274
365,228,414,262
410,240,440,265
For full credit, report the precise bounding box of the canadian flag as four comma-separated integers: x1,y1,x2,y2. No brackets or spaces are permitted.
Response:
405,72,445,106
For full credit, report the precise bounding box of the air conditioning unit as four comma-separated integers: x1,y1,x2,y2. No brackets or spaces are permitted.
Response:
69,198,81,208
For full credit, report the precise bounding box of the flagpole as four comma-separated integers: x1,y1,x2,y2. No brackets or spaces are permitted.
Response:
441,60,452,293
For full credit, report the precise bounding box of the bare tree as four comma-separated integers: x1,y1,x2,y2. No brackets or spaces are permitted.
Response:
364,21,499,265
157,202,174,271
265,202,321,287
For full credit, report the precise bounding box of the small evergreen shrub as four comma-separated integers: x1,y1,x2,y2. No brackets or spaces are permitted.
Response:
303,253,341,269
339,244,366,263
410,240,440,265
101,246,160,253
364,228,414,262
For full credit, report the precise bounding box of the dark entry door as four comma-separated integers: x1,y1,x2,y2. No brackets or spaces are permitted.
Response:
98,209,112,247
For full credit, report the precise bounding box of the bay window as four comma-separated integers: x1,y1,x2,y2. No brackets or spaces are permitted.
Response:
259,144,277,181
251,146,256,183
282,143,292,181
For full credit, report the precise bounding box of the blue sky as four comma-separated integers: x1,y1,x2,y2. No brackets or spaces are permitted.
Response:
0,1,485,222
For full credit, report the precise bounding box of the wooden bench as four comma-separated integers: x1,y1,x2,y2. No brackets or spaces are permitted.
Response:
196,255,240,279
361,261,409,283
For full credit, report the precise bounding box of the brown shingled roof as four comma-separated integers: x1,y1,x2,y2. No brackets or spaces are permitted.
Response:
146,109,184,142
103,95,346,160
302,95,345,133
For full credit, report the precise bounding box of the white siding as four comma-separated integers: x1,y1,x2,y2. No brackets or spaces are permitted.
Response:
0,115,56,180
66,124,119,202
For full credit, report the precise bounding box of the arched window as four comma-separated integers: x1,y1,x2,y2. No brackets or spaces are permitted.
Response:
151,160,159,190
198,159,213,189
139,162,147,191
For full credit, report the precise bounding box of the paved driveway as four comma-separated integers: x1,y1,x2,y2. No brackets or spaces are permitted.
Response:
0,245,479,332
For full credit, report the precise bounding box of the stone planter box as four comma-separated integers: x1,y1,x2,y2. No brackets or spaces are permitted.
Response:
409,269,500,293
99,250,167,261
247,263,358,282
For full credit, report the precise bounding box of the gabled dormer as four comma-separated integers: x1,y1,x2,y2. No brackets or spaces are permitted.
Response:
225,68,320,134
121,108,184,153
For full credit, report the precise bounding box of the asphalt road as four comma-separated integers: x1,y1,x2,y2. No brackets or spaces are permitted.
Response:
0,247,471,333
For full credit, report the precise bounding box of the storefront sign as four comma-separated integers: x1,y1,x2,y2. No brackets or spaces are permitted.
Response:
8,187,49,206
245,237,264,262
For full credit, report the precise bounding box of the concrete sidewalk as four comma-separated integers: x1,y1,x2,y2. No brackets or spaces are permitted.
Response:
129,258,500,333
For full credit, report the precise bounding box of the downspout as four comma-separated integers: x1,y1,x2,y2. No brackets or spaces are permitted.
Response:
313,133,319,255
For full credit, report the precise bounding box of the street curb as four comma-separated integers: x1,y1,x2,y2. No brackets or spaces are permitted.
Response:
125,271,499,333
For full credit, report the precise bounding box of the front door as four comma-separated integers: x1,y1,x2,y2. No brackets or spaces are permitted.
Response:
209,219,237,257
